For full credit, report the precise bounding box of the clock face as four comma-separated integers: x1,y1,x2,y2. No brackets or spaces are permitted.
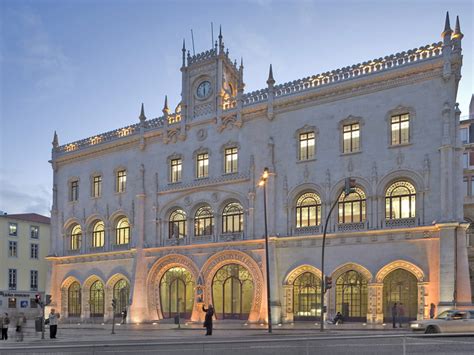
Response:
196,81,211,99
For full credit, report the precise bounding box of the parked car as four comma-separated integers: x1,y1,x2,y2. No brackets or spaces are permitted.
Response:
410,310,474,333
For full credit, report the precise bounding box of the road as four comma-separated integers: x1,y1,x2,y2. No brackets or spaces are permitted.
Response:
1,333,474,355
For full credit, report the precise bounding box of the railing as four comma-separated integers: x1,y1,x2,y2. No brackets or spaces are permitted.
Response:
219,232,244,242
187,48,217,66
384,218,417,228
294,226,320,235
242,89,268,105
336,222,367,232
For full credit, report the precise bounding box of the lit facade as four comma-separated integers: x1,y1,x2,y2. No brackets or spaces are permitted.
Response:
47,14,471,324
0,213,51,318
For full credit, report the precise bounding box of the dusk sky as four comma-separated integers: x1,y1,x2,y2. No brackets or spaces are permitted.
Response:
0,0,472,216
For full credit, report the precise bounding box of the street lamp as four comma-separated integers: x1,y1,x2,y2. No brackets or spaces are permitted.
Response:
320,177,356,332
259,167,272,333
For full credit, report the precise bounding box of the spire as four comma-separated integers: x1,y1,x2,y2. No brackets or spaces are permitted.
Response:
267,64,275,86
218,25,224,54
453,15,463,40
240,57,244,69
139,103,146,122
442,11,453,38
162,95,170,115
52,130,58,148
182,39,186,66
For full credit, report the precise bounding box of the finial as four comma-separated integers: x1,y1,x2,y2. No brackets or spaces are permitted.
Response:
240,57,244,69
52,130,59,148
219,25,222,39
182,38,186,52
442,11,453,38
162,95,169,115
139,103,146,122
218,25,224,53
267,64,275,86
453,15,463,40
182,39,186,66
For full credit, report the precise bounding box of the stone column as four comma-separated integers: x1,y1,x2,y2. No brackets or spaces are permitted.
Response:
437,223,457,311
269,239,281,324
367,283,383,323
282,284,293,323
456,224,473,305
417,282,429,320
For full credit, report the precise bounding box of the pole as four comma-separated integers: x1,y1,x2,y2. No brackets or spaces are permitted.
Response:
112,301,116,334
320,196,341,332
263,181,272,333
41,303,45,340
177,297,181,329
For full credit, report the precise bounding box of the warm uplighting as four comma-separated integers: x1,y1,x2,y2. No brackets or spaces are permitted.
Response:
90,136,102,145
118,127,133,137
262,168,269,179
258,180,265,187
65,143,77,152
152,322,157,325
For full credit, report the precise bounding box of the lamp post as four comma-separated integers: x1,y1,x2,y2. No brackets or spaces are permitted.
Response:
259,167,272,333
320,177,356,332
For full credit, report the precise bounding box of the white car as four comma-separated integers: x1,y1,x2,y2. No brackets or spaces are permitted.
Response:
410,310,474,333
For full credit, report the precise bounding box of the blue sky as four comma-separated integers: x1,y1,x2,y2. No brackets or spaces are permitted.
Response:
0,0,472,215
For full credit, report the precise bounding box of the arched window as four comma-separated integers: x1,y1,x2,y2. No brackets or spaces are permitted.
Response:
68,281,81,317
335,270,368,321
90,280,104,317
296,192,321,228
383,269,418,321
92,221,105,248
113,279,130,317
169,209,187,239
160,267,195,319
338,187,366,223
194,206,214,236
385,181,416,219
222,202,244,234
115,218,130,245
212,264,254,320
293,272,321,320
70,225,82,251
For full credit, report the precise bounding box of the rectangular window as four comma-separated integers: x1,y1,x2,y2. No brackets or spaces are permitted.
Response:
196,153,209,178
9,241,17,257
92,175,102,197
461,127,469,144
9,222,17,236
170,158,182,183
117,170,127,192
8,269,17,290
343,123,360,153
8,297,16,308
70,180,79,201
464,153,469,169
30,270,38,291
30,298,38,308
30,225,39,239
464,177,469,196
225,147,238,173
30,243,39,259
391,114,410,145
299,132,315,160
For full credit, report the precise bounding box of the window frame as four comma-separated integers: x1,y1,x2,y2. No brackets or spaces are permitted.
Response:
222,202,244,234
298,131,315,161
115,218,130,245
70,179,79,201
8,268,17,290
9,222,18,236
170,158,182,183
92,175,102,198
342,123,361,153
30,270,38,291
168,209,187,239
385,181,416,220
338,187,366,224
295,192,322,228
9,240,18,258
70,225,82,251
196,152,209,179
224,147,238,174
194,206,214,237
30,243,39,259
116,169,127,193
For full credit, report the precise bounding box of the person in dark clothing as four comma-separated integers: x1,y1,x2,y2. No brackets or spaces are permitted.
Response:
391,303,398,328
202,304,214,336
1,313,10,340
121,308,127,324
429,303,436,319
333,312,344,325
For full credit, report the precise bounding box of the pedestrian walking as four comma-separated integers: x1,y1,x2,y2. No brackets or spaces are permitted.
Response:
429,303,436,319
48,309,59,339
15,313,26,342
398,303,405,328
1,313,9,340
391,303,398,328
121,308,127,324
202,304,214,336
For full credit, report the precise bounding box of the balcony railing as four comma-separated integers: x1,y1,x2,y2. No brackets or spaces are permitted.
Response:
219,233,244,242
336,221,368,232
294,226,320,235
384,218,417,228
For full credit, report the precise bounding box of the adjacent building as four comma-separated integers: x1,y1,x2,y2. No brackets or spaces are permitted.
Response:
0,213,51,318
47,13,471,324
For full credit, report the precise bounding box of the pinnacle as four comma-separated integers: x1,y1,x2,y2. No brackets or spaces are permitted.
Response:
267,64,275,85
453,15,463,39
139,103,146,121
442,11,452,37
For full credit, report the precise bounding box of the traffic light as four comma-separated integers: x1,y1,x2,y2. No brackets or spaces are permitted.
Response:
325,276,333,290
35,294,41,304
344,177,357,195
112,299,117,309
45,295,52,306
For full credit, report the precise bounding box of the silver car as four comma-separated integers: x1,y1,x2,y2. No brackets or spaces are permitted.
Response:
410,310,474,333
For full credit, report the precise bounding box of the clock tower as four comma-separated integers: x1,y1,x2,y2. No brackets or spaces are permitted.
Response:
179,28,244,122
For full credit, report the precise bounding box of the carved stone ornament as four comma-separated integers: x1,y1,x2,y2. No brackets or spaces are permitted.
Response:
217,114,243,133
184,196,192,206
196,128,207,141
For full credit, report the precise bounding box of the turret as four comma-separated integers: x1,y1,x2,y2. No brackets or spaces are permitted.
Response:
441,11,453,45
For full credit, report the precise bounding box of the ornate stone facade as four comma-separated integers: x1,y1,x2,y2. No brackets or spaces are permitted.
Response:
47,14,471,324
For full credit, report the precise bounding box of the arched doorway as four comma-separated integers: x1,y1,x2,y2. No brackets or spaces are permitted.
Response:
160,267,195,319
113,279,130,317
335,270,368,321
68,281,81,318
293,272,321,321
212,264,254,320
90,280,105,318
383,269,418,321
